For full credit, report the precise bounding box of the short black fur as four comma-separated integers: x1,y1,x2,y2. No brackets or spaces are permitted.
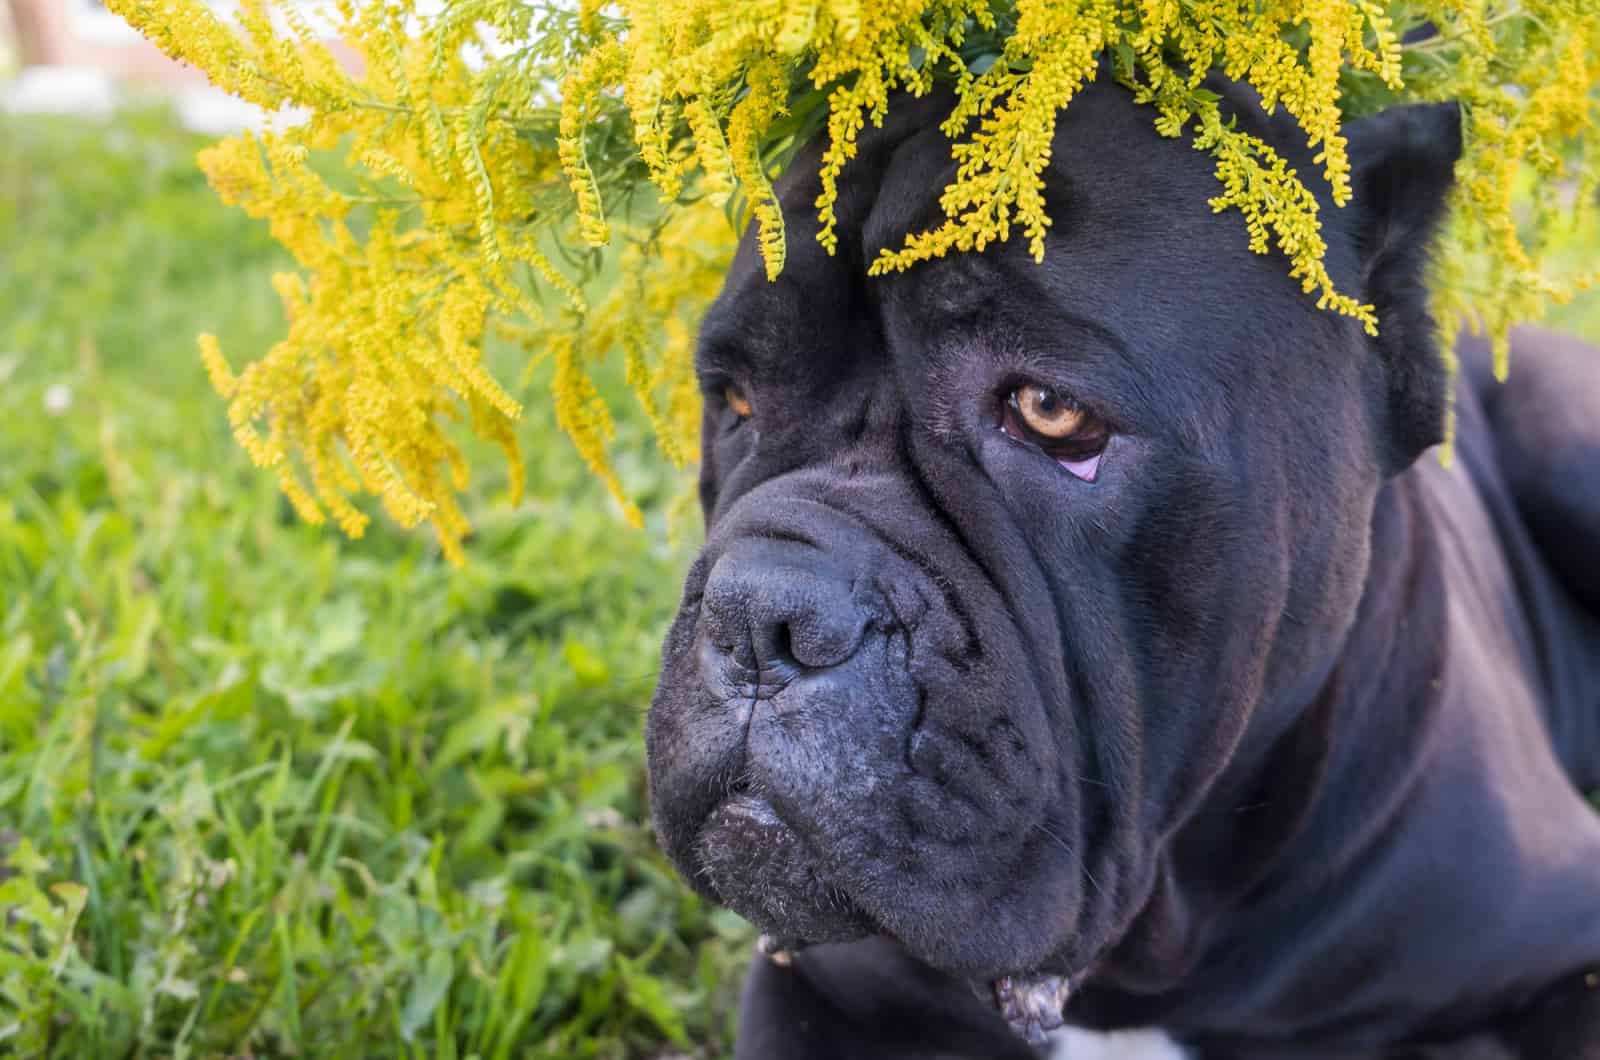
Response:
645,75,1600,1059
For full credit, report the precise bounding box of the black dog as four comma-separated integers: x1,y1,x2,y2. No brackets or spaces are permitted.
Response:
644,76,1600,1059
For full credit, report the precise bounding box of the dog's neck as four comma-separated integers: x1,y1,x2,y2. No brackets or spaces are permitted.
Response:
1073,452,1600,1048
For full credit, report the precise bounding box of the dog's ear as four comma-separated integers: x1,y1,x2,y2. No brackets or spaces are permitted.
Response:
1344,101,1462,474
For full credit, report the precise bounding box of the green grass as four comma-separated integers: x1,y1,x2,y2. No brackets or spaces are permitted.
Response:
0,106,748,1058
1,104,1596,1060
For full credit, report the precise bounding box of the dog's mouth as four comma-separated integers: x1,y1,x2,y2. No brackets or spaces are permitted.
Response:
697,793,1076,1046
694,794,876,944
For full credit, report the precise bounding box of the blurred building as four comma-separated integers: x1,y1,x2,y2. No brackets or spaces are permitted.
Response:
7,0,216,86
2,0,338,130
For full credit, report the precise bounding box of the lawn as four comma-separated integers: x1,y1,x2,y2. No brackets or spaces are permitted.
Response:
0,106,748,1059
1,104,1596,1060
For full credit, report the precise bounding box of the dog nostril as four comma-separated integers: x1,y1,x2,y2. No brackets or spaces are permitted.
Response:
698,540,876,682
737,617,800,680
770,621,795,669
706,604,860,683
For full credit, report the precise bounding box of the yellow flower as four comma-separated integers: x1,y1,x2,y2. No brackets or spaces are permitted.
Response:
106,0,1599,562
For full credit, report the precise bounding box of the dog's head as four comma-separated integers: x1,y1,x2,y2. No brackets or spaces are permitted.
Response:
646,77,1461,982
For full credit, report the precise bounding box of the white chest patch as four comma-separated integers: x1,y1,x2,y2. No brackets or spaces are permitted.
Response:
1047,1026,1191,1060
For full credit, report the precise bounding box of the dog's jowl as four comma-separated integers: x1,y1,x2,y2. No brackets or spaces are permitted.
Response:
645,75,1600,1060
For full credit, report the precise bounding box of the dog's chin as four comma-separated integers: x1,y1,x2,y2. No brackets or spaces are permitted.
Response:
695,794,876,945
694,796,1069,975
695,795,1083,1044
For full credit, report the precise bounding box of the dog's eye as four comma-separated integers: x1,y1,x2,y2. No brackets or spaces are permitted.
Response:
1012,384,1083,439
999,383,1109,480
724,384,753,420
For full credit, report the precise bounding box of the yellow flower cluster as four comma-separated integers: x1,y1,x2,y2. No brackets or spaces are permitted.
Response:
1418,0,1600,377
108,0,1597,560
110,0,723,562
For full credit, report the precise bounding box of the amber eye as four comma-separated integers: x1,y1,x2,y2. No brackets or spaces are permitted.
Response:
998,382,1110,479
1010,384,1084,439
724,384,753,419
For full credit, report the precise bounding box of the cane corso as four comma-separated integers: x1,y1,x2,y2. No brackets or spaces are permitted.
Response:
644,74,1600,1059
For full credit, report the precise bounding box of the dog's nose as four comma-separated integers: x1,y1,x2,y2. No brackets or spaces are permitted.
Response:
700,540,877,684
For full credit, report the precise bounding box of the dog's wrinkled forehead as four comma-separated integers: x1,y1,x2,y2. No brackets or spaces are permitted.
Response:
718,81,1254,288
696,96,951,391
698,78,1365,469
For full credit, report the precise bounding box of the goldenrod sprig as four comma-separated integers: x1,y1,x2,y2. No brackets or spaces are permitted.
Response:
108,0,1599,561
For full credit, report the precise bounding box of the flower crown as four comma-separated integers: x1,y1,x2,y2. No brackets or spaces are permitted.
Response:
109,0,1598,562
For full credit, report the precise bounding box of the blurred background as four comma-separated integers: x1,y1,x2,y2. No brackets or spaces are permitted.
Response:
1,5,1595,1058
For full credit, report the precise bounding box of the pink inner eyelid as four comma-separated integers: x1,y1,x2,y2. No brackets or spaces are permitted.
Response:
1057,452,1102,482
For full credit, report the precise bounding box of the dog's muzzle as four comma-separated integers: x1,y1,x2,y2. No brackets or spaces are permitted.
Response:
687,535,896,943
650,475,1069,1004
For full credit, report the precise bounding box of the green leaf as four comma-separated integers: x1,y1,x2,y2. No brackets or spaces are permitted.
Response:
400,949,455,1042
561,639,610,686
1113,42,1136,79
967,51,1001,76
616,957,689,1046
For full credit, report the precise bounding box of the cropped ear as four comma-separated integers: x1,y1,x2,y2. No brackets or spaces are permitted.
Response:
1345,101,1462,474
